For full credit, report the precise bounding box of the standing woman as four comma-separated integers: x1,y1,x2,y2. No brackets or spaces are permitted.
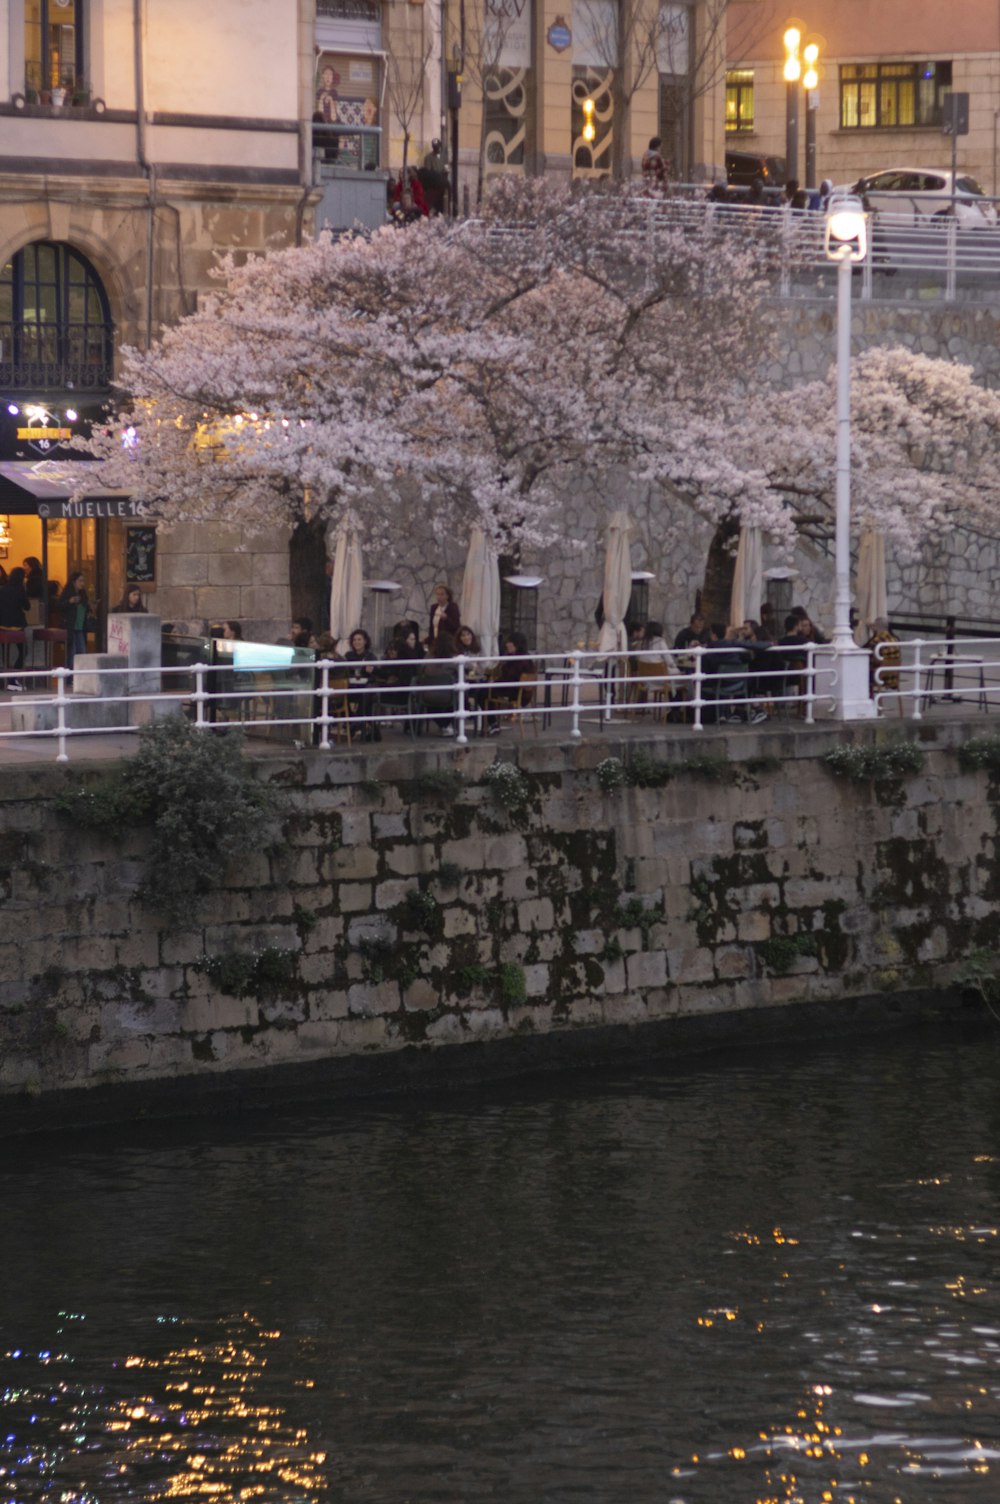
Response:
344,627,380,740
427,583,460,647
22,556,45,625
0,566,30,687
59,571,90,672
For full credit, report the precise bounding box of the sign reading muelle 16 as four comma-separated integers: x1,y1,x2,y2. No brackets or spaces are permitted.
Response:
37,498,144,520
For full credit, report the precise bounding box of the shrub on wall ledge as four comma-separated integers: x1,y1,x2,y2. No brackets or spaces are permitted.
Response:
56,719,282,923
957,735,1000,773
823,742,925,783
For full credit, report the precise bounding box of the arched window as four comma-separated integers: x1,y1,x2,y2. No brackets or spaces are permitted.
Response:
25,0,85,96
0,241,113,391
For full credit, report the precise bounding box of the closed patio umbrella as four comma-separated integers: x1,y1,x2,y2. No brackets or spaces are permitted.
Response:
328,511,364,653
854,528,887,645
459,526,501,662
729,525,764,630
597,510,634,656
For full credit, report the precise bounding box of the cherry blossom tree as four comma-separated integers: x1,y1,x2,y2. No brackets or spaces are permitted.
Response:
82,179,1000,574
82,181,785,553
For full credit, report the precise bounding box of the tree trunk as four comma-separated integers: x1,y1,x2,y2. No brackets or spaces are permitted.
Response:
700,516,740,627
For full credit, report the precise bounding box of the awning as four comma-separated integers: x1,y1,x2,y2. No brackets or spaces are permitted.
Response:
0,460,140,519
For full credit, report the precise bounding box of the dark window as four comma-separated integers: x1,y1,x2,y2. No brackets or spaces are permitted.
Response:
0,241,113,391
24,0,85,95
840,61,952,129
725,68,754,134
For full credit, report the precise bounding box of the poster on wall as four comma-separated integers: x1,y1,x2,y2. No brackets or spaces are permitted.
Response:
315,52,379,127
126,527,156,584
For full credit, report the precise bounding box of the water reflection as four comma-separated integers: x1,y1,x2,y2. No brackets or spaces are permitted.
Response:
1,1026,999,1502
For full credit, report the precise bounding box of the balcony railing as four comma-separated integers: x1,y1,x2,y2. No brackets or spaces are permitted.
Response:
0,321,113,390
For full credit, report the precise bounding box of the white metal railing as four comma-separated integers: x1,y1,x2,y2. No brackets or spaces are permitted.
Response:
470,192,1000,304
0,644,841,763
873,634,1000,719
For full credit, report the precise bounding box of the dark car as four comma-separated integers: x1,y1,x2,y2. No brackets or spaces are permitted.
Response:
725,149,787,190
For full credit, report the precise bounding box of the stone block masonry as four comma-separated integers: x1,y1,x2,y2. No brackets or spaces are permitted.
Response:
0,722,993,1120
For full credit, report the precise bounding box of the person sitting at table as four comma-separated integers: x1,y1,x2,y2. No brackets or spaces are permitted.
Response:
865,618,901,702
111,585,148,613
344,627,380,740
0,566,30,687
629,619,678,708
427,583,460,646
487,631,535,734
702,623,754,725
414,633,459,736
673,612,709,653
379,622,423,716
456,624,482,658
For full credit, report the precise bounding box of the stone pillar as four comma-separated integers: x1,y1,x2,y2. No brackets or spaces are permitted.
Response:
107,613,162,696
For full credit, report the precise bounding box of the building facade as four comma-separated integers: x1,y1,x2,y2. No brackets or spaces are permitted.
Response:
726,0,1000,193
0,0,317,637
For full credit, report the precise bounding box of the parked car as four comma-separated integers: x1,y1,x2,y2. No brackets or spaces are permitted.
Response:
846,168,997,229
725,149,787,190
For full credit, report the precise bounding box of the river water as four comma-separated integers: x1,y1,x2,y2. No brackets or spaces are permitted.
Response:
2,1023,999,1503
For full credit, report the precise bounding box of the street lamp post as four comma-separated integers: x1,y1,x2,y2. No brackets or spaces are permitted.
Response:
803,42,820,188
825,198,877,720
783,27,801,186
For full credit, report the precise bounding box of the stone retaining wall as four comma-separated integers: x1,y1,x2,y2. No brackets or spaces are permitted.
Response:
0,722,994,1119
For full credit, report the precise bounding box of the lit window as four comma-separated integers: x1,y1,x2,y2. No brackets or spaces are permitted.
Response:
725,69,754,134
840,61,952,129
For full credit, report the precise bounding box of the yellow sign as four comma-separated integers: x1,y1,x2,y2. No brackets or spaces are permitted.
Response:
16,426,71,441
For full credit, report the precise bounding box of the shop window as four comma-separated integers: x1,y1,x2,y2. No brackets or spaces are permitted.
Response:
24,0,86,99
840,61,952,130
0,241,113,391
725,68,754,133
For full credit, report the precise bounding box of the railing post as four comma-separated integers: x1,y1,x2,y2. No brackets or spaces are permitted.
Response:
945,216,957,302
805,644,816,725
569,649,583,741
192,661,208,729
910,638,924,720
455,655,469,746
318,661,331,750
54,665,70,764
692,646,704,731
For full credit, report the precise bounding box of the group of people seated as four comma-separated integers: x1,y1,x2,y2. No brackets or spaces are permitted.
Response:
619,604,833,724
299,584,537,740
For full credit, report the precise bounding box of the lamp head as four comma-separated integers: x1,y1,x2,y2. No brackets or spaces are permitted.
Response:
825,195,868,262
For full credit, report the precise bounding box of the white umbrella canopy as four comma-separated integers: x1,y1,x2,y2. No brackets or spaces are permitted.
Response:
328,511,364,652
854,528,888,645
459,526,501,661
597,510,634,655
729,525,764,630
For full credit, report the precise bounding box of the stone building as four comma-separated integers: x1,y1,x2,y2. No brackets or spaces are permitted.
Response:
0,0,323,638
726,0,1000,194
445,0,728,208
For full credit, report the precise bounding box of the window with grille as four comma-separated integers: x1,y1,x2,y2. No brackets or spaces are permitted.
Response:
0,242,113,391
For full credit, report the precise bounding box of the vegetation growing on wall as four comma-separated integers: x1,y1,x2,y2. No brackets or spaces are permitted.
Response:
823,742,925,783
56,719,281,922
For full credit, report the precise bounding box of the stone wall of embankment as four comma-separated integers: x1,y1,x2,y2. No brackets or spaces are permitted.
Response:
0,723,996,1122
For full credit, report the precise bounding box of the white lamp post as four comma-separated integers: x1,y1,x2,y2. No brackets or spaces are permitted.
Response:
825,196,877,719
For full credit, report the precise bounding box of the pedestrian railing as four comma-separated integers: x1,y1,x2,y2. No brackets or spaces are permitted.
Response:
873,635,1000,718
0,643,839,763
470,193,1000,305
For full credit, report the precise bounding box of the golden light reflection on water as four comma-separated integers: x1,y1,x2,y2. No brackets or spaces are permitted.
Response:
672,1221,999,1503
1,1312,327,1501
